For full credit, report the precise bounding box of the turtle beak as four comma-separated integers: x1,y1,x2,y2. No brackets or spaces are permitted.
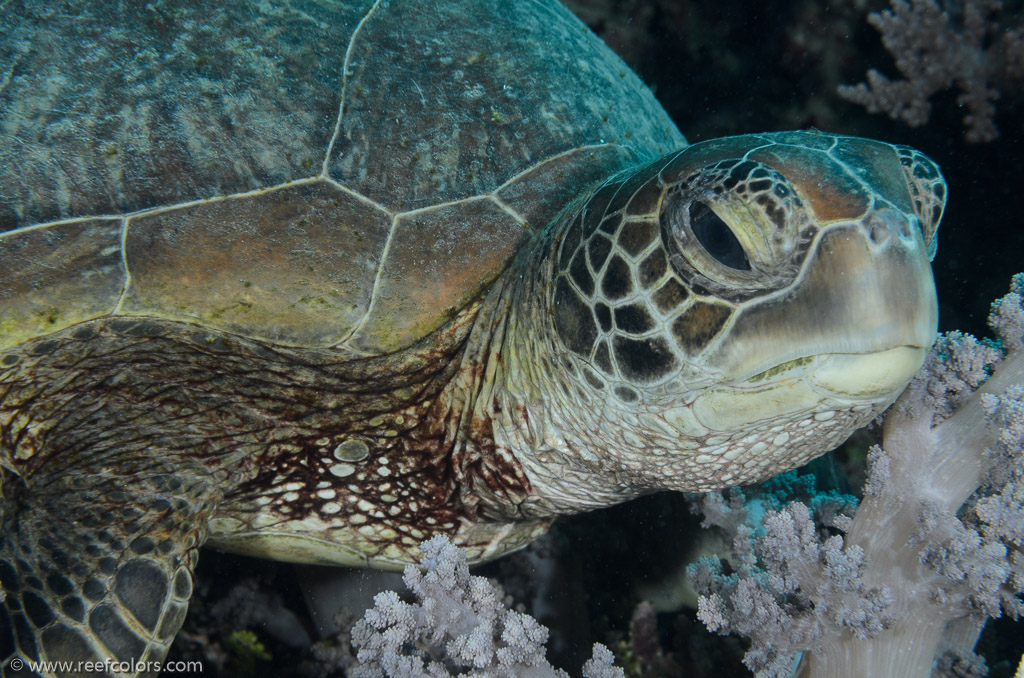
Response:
704,207,938,396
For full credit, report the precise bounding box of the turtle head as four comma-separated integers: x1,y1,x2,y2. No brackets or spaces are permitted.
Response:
547,131,944,490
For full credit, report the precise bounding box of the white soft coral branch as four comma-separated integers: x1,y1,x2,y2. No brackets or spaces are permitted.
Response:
800,274,1024,677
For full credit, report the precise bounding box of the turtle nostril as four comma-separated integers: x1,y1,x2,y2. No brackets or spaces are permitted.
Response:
898,218,914,240
864,208,917,250
867,219,891,247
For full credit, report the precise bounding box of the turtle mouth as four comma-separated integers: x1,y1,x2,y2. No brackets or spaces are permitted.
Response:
691,344,927,433
740,344,927,398
807,345,928,397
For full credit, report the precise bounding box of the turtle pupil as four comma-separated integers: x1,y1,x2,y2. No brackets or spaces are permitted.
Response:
689,201,750,270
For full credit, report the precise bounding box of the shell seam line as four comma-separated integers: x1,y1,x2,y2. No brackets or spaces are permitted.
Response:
1,177,325,236
320,0,384,178
333,212,399,350
2,142,611,239
112,217,132,314
322,177,391,215
490,195,529,233
493,144,616,193
0,214,123,238
331,145,631,348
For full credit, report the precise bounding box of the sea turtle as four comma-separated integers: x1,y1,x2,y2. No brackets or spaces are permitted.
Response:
0,0,944,672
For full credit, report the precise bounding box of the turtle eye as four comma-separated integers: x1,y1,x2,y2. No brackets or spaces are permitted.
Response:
689,201,750,270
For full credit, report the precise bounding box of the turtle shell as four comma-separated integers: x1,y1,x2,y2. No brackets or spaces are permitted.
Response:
0,0,685,355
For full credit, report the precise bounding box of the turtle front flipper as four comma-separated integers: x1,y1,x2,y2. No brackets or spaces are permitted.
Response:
0,456,219,677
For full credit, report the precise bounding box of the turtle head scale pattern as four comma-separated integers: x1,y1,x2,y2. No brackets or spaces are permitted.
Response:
544,131,942,491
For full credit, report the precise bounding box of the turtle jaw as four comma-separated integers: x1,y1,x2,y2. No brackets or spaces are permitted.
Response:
808,346,929,398
690,345,927,434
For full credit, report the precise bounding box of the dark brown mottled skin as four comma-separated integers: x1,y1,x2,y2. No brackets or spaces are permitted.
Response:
0,0,945,674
